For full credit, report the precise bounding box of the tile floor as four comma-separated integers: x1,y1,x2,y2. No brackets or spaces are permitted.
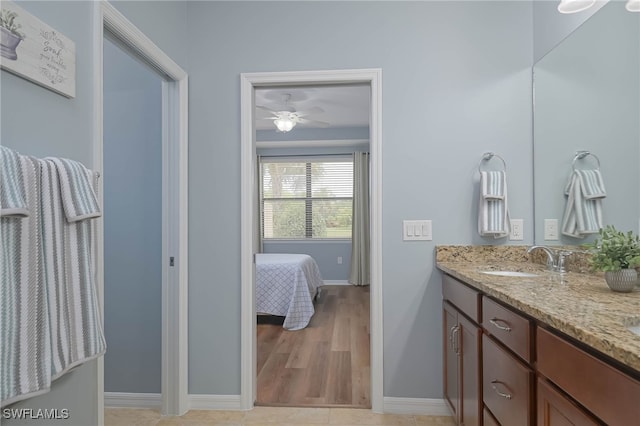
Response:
105,407,456,426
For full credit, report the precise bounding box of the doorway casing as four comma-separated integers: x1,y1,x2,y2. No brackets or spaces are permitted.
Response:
240,69,383,412
93,1,189,420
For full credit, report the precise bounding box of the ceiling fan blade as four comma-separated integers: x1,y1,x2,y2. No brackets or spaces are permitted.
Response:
256,105,277,114
297,106,325,116
297,118,330,127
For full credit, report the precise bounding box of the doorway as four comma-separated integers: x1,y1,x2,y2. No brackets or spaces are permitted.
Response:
102,34,163,403
240,69,383,412
94,2,189,418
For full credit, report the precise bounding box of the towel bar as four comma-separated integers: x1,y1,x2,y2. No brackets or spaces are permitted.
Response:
478,152,507,173
572,151,600,170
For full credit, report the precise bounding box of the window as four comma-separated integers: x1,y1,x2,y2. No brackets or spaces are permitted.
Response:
260,156,353,240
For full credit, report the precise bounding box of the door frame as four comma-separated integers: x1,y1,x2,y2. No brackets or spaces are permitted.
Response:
93,1,189,420
239,69,383,412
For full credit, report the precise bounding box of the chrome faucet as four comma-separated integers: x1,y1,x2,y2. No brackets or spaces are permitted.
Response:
527,245,573,273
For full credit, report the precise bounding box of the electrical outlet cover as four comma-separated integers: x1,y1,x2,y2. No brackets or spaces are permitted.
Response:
510,219,524,241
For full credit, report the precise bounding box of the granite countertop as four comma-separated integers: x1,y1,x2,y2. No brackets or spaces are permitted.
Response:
436,245,640,376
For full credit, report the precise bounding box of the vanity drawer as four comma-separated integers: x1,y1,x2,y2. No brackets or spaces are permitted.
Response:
537,327,640,426
442,274,480,323
482,296,532,363
483,334,533,426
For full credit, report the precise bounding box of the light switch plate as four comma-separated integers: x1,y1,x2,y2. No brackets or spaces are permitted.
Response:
403,220,432,241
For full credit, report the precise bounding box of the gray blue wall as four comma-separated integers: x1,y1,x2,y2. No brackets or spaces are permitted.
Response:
1,2,100,424
103,37,163,393
0,1,187,424
2,0,549,414
186,1,534,398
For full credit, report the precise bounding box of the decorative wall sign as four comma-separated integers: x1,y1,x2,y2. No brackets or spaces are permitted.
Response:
0,1,75,98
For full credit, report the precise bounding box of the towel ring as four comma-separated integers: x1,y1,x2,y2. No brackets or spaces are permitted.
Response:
478,152,507,173
572,151,600,171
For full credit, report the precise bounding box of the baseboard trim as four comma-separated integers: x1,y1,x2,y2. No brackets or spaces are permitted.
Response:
323,280,350,286
104,392,161,408
383,397,451,416
189,394,243,410
104,393,448,415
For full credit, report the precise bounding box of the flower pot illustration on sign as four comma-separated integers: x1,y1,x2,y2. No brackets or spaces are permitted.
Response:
0,9,25,61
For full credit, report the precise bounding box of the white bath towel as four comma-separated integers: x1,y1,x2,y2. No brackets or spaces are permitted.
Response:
478,171,510,238
45,157,101,222
1,155,51,407
561,169,606,238
40,159,106,380
0,146,29,217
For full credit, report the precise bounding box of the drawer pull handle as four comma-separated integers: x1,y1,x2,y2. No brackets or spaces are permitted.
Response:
490,380,512,400
489,318,512,332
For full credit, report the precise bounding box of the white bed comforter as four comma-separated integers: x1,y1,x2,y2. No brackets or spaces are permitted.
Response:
256,253,324,330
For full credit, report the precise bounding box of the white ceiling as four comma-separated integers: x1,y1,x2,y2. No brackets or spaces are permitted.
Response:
254,84,370,131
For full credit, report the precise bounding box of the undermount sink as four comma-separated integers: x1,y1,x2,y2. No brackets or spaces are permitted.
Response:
480,270,539,278
624,317,640,336
627,325,640,336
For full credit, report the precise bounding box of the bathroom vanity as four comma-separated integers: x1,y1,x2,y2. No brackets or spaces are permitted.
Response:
437,246,640,426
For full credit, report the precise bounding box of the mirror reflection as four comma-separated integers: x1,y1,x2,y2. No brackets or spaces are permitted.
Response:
533,2,640,245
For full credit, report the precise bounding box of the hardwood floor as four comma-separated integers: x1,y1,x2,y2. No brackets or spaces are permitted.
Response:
256,285,370,408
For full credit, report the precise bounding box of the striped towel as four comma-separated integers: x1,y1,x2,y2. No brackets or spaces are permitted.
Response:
561,169,606,238
45,157,101,222
478,170,511,238
40,159,106,380
1,155,51,407
0,146,29,217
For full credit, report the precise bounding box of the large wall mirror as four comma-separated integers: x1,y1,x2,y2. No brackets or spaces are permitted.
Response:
533,1,640,245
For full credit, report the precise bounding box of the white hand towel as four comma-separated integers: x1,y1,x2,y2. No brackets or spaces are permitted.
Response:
478,171,510,238
561,169,606,238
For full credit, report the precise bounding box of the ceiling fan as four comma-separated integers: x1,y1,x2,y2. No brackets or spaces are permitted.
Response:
257,93,330,132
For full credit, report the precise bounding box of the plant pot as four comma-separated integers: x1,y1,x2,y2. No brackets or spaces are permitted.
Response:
0,26,23,61
604,269,638,293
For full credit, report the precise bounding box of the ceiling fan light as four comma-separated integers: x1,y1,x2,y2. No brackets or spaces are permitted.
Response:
557,0,596,13
274,117,295,132
626,0,640,12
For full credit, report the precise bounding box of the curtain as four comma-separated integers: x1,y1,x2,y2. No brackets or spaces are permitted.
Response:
257,155,263,253
349,152,370,286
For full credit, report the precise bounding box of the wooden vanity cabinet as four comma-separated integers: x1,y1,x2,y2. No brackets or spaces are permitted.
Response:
537,327,640,426
443,275,482,426
441,272,640,426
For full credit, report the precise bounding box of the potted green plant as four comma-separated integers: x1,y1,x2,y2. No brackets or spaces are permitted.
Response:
0,8,25,61
584,225,640,292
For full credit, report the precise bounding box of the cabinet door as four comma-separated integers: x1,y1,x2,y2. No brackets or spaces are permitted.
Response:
459,314,481,426
443,302,460,421
537,378,601,426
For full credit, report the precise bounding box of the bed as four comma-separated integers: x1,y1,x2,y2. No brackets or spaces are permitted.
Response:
256,253,324,330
